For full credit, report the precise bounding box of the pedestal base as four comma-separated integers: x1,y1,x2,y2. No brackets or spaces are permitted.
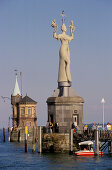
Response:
58,81,71,97
47,95,84,133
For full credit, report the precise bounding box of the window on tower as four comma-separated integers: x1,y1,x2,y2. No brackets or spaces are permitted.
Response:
21,107,25,116
28,107,32,116
34,107,36,117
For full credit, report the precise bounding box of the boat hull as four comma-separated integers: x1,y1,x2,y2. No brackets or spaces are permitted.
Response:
75,151,103,156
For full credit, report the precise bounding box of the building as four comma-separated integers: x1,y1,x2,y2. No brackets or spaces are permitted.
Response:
10,75,37,142
19,95,37,129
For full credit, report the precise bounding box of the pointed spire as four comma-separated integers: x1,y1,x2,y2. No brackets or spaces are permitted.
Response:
12,75,21,96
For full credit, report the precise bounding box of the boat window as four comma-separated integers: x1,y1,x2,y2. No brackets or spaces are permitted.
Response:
80,145,89,150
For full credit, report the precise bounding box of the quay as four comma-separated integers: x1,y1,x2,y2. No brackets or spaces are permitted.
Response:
9,126,37,143
38,125,112,155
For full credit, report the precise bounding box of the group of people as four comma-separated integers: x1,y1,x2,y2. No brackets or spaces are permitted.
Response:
92,122,112,131
46,121,59,133
84,122,112,132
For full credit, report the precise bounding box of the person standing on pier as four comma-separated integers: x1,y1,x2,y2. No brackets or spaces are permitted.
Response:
49,122,53,134
107,123,111,131
54,122,59,133
46,121,49,133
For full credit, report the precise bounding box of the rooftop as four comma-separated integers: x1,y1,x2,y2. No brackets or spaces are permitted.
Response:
19,95,37,104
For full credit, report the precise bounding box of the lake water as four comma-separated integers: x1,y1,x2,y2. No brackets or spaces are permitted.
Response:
0,130,112,170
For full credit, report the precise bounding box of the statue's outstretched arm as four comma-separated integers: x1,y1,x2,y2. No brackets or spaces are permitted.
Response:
53,33,62,40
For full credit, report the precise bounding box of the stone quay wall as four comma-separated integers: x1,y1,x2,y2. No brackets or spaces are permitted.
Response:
42,133,69,153
10,127,37,143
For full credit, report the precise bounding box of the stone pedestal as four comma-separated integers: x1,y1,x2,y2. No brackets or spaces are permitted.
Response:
47,87,84,133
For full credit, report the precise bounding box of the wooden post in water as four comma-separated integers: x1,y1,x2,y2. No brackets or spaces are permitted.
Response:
32,126,36,153
108,140,111,153
38,126,42,153
8,116,11,142
3,128,5,142
69,129,73,154
95,126,99,156
19,130,21,142
8,128,11,142
32,143,36,153
25,126,28,153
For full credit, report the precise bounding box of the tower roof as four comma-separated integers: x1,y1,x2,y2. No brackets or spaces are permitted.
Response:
19,95,37,104
12,75,21,96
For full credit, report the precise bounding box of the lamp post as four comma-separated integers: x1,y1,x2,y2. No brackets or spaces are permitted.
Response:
101,98,105,130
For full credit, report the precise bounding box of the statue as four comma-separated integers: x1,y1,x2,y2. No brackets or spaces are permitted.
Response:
51,11,75,84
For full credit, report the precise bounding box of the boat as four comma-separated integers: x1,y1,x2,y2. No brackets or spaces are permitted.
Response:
75,141,103,156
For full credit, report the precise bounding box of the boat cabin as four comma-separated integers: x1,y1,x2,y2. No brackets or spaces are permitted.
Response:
79,141,93,151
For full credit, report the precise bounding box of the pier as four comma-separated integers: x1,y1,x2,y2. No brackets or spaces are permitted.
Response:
37,126,112,155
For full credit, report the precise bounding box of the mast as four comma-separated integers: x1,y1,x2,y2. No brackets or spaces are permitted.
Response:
20,72,22,97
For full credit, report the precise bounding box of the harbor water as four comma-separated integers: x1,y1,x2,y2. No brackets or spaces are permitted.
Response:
0,130,112,170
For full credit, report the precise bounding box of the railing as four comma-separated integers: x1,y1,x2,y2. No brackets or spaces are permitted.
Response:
42,126,112,142
99,130,112,141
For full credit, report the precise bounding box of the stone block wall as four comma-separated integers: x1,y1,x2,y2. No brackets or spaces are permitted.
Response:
47,97,84,133
10,127,37,143
42,133,69,152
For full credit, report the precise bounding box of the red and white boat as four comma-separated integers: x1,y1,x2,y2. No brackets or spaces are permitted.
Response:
75,141,103,156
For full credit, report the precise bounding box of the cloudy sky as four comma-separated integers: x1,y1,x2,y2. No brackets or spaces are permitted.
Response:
0,0,112,128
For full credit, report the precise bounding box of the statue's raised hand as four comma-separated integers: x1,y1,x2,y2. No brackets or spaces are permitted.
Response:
51,19,58,32
69,20,75,34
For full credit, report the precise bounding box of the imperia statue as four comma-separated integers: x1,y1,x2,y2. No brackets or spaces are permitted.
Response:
51,11,75,84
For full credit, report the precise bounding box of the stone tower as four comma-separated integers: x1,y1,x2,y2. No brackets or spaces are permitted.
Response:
11,75,37,130
11,75,22,128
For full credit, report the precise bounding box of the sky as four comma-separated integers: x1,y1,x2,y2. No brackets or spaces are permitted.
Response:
0,0,112,128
